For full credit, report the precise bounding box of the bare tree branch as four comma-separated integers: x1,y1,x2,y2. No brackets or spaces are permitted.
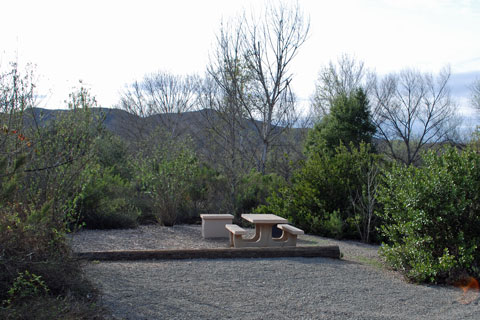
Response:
312,54,369,118
370,67,459,165
119,71,199,140
220,1,310,174
470,78,480,112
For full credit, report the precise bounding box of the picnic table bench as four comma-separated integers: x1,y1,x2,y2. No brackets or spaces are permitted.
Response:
226,214,304,248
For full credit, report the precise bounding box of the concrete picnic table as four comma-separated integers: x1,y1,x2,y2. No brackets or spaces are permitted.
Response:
226,214,304,248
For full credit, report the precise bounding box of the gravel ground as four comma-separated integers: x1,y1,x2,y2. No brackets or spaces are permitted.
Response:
71,225,480,319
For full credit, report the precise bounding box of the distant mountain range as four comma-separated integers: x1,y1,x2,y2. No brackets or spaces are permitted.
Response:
27,107,219,136
24,107,308,157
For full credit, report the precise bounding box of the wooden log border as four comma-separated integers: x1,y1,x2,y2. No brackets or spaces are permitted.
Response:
75,246,341,261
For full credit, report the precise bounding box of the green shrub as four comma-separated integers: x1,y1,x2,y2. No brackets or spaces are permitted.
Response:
0,204,97,306
178,165,229,223
377,147,480,283
259,142,381,241
75,164,139,229
134,133,200,226
93,132,132,180
236,170,285,215
1,67,104,317
4,271,49,306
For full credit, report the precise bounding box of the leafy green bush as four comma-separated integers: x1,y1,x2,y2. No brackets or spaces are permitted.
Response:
4,271,49,306
134,133,199,226
236,170,285,215
75,164,139,229
378,147,480,283
180,165,229,222
258,149,350,238
0,204,97,310
259,142,381,241
1,66,104,317
93,132,132,180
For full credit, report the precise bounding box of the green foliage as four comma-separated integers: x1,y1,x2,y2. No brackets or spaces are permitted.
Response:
23,86,104,210
69,131,140,229
269,86,379,241
259,142,381,241
305,88,376,155
0,203,95,305
1,66,103,316
236,170,285,215
134,133,200,226
93,132,132,179
378,147,480,283
75,163,139,229
181,165,230,220
4,271,49,306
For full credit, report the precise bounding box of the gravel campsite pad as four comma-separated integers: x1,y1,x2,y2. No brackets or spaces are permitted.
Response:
70,225,480,319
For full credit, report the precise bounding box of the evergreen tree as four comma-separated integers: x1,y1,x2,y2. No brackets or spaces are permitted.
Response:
305,88,376,155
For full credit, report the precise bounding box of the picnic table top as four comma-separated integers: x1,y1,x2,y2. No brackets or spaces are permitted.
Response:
241,214,288,224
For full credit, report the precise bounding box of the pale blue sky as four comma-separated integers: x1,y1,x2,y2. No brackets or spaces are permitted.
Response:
1,0,479,119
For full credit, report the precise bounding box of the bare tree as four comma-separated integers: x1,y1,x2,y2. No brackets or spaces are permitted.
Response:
118,80,151,142
198,21,256,214
350,155,380,243
311,54,369,117
212,1,309,174
370,67,459,165
0,62,37,174
471,78,480,111
204,18,252,167
119,71,199,140
143,72,199,136
197,75,252,215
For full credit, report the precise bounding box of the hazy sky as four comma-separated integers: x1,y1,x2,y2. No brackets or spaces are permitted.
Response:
1,0,480,118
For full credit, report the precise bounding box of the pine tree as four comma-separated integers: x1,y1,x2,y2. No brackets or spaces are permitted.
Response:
305,88,376,155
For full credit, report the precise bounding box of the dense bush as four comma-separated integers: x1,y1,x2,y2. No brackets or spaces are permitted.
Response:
134,132,199,226
236,170,285,216
74,164,139,229
378,147,480,283
0,204,96,301
72,132,140,229
1,66,104,317
259,142,381,241
181,165,229,221
265,85,381,241
0,155,101,318
93,132,133,180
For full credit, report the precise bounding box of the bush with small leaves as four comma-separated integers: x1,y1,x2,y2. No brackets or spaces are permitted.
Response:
134,133,200,226
3,271,49,307
75,164,139,229
259,142,381,241
378,147,480,283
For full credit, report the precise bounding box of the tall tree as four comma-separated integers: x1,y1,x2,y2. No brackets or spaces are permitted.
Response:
197,20,255,214
197,76,252,214
311,54,369,117
212,1,310,174
306,88,376,155
370,67,459,165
